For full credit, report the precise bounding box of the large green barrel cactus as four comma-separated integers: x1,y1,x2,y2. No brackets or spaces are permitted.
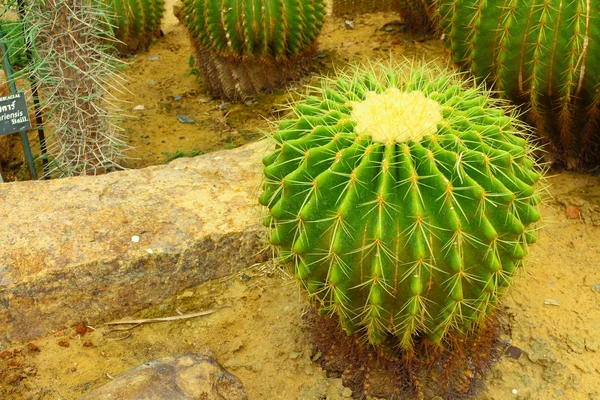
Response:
439,0,600,168
180,0,326,100
259,62,542,350
105,0,165,53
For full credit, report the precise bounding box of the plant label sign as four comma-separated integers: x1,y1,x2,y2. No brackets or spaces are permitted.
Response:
0,92,32,136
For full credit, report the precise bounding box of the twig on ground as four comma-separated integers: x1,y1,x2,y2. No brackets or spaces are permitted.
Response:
104,309,222,326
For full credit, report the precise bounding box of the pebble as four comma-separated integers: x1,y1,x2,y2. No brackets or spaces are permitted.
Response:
585,337,598,352
544,298,560,306
385,27,394,32
505,345,522,360
512,389,518,395
131,235,140,243
241,273,251,281
173,95,182,101
566,334,585,354
220,104,228,111
344,20,355,29
133,105,145,111
147,56,160,61
245,100,253,106
317,52,326,59
593,283,600,293
527,337,556,365
177,115,195,124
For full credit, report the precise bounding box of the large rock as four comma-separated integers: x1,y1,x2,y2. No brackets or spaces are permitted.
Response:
0,140,270,341
78,350,247,400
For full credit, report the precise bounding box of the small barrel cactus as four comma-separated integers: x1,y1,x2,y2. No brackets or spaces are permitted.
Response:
104,0,165,53
259,62,542,350
439,0,600,168
180,0,326,101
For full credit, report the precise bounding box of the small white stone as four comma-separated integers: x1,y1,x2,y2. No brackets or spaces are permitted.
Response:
512,389,518,395
131,235,140,243
133,105,145,111
147,248,154,254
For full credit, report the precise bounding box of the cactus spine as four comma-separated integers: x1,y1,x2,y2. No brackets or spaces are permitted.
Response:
180,0,327,101
439,0,600,168
260,62,542,350
105,0,165,53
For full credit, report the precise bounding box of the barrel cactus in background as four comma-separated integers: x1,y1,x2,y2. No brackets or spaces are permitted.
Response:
259,61,543,351
180,0,327,101
439,0,600,169
104,0,165,54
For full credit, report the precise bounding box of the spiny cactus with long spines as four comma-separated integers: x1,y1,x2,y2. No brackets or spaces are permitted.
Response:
4,0,127,177
104,0,165,54
439,0,600,169
180,0,327,101
259,61,543,350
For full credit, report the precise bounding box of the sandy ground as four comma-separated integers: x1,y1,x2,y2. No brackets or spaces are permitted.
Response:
1,1,599,399
115,3,446,171
0,173,599,400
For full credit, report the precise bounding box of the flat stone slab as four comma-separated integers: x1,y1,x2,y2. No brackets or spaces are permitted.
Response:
0,141,270,342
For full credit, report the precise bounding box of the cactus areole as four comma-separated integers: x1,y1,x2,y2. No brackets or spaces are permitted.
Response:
259,63,542,350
